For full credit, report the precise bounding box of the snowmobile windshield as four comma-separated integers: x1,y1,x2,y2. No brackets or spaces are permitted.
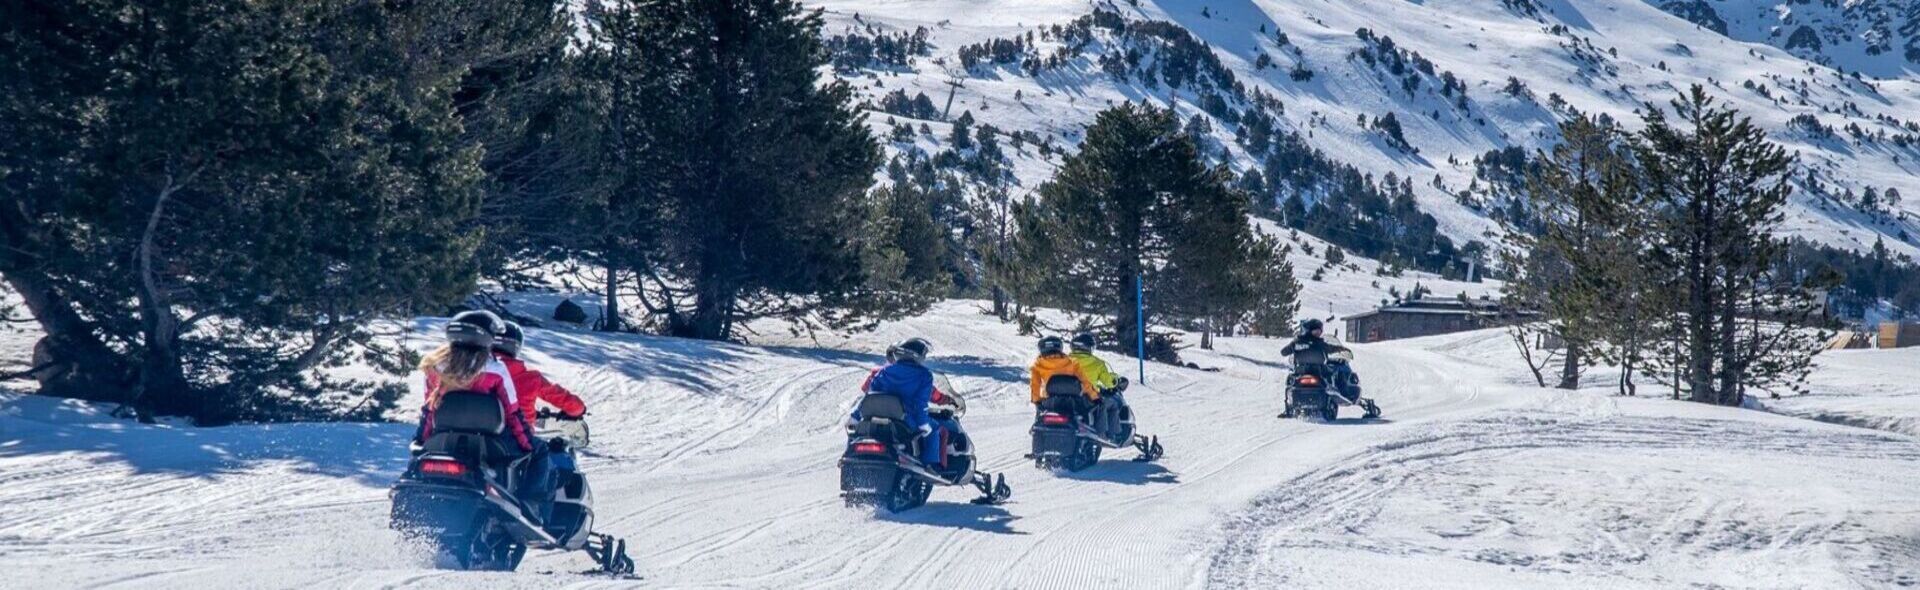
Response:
932,373,967,419
536,416,591,449
1326,337,1354,363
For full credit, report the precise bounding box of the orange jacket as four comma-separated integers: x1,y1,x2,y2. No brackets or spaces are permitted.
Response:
1030,353,1098,404
494,353,587,426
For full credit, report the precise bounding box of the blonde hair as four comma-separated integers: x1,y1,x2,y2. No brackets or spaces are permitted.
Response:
419,343,493,409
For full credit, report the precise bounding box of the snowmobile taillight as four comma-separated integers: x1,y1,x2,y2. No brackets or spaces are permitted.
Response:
420,458,467,477
1039,412,1069,426
851,440,888,455
1295,375,1321,387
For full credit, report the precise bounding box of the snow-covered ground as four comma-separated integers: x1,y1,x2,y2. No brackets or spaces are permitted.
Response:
1762,346,1920,438
4,301,1917,588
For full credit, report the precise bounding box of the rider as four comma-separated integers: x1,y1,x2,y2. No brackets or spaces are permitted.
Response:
1288,319,1358,398
491,321,587,521
854,338,943,467
1067,332,1128,440
1030,335,1097,416
414,311,535,476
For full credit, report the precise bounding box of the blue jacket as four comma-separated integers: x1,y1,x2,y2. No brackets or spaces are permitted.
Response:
855,361,934,431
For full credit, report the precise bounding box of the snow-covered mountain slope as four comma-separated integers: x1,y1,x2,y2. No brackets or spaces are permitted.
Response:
6,302,1917,588
818,0,1920,257
1652,0,1920,79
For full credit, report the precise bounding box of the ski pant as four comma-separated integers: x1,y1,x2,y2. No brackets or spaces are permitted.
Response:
519,442,557,521
922,416,956,467
1096,391,1128,440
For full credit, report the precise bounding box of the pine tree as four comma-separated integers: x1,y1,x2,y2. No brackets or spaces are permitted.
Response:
1636,87,1826,404
0,0,488,422
1012,103,1290,358
1501,115,1645,390
588,0,888,340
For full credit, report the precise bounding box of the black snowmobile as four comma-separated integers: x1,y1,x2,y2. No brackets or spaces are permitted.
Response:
389,393,634,574
839,376,1011,512
1282,343,1380,422
1028,376,1163,472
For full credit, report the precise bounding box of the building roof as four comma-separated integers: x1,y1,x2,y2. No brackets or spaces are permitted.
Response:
1344,296,1536,322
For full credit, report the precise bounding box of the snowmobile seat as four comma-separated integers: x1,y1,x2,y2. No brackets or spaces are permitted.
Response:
854,393,916,443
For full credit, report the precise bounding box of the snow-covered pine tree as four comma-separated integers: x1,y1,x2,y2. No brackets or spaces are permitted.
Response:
1636,87,1827,405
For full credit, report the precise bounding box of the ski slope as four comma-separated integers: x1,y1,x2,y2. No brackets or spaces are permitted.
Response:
4,301,1918,588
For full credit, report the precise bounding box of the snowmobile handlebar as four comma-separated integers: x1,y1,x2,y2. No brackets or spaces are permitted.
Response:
536,409,584,421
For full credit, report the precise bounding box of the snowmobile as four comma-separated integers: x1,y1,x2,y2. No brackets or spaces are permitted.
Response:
389,392,634,574
839,375,1011,512
1028,376,1164,472
1282,343,1380,422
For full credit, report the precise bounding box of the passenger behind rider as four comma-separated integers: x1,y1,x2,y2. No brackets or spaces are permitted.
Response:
491,320,588,522
414,312,539,520
1287,319,1358,398
1030,335,1098,416
852,338,944,466
1066,332,1129,440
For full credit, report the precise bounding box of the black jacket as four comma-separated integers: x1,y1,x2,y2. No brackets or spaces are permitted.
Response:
1287,334,1334,358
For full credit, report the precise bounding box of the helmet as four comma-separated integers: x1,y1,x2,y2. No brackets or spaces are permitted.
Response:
1037,335,1065,356
1070,332,1097,353
494,321,524,358
887,337,931,364
1299,318,1324,337
447,310,505,349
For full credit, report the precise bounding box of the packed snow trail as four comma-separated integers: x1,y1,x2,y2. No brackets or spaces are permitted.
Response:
3,303,1917,588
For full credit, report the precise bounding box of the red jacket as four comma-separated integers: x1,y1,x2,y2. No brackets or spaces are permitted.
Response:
420,359,533,452
496,353,587,426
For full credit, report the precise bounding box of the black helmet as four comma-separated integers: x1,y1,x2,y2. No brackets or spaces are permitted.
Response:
1037,335,1065,356
1070,332,1097,353
1299,318,1324,336
494,321,524,358
887,337,931,364
447,310,505,349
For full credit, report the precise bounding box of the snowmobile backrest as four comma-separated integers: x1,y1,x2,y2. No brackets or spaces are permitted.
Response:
1291,346,1329,367
434,391,505,435
857,393,909,421
1045,374,1084,399
853,393,914,443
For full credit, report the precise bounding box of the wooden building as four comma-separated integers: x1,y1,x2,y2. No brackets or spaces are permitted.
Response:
1879,321,1920,349
1344,297,1536,344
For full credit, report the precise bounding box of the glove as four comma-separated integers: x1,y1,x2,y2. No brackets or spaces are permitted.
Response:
1116,377,1130,392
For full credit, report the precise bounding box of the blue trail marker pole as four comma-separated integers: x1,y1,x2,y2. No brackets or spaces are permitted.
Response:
1136,273,1146,384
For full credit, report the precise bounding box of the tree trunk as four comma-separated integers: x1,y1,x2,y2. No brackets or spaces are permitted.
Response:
600,260,622,332
1714,274,1742,406
1556,343,1581,389
0,203,138,402
11,276,136,403
684,272,735,340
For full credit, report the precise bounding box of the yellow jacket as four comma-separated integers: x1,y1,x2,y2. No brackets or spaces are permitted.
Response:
1030,354,1097,404
1068,351,1120,391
